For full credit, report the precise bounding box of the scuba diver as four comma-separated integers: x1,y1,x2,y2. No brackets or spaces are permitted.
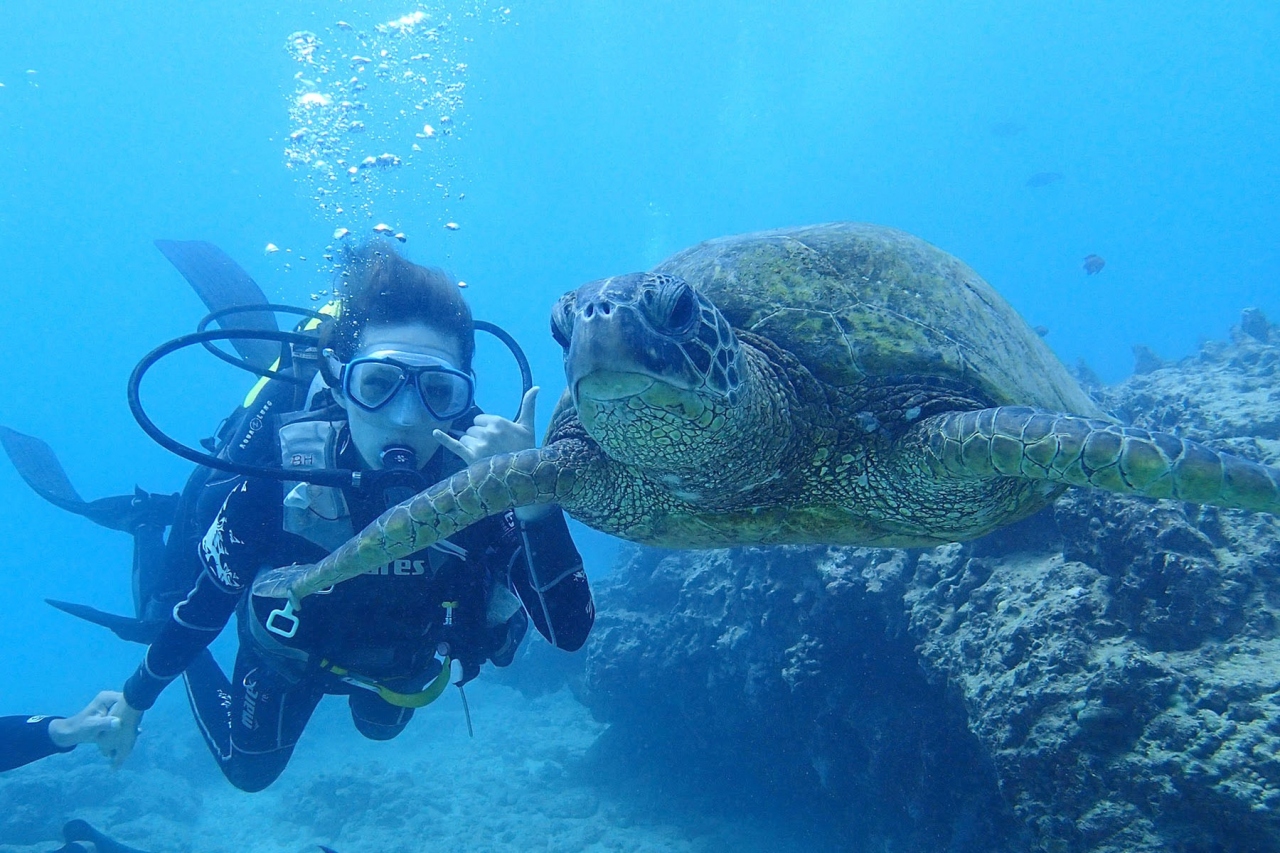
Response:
3,240,593,792
1,691,121,772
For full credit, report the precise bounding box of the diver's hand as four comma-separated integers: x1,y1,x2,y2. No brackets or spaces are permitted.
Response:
100,696,144,768
47,690,123,748
435,386,539,462
434,386,551,521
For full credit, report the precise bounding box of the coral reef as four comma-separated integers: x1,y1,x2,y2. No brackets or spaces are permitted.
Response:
582,310,1280,852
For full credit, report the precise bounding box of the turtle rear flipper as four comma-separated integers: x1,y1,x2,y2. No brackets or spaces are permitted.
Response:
916,406,1280,513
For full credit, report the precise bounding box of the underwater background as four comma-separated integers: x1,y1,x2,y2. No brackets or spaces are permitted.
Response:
1,2,1278,851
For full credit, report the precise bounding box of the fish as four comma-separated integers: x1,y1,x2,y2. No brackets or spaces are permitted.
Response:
1082,254,1105,275
1025,171,1064,188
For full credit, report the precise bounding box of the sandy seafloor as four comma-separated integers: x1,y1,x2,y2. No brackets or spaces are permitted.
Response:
0,647,826,853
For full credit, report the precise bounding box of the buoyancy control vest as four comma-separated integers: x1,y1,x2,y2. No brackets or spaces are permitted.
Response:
246,410,527,683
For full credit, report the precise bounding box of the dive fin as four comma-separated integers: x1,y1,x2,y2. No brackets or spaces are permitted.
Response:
61,820,154,853
153,239,280,371
0,427,175,533
0,425,86,511
46,600,161,644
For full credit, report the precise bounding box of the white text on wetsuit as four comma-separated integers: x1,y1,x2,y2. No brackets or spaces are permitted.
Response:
363,559,429,576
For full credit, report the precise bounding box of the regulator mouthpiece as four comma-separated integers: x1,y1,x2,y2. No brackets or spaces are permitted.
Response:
379,445,418,471
376,445,423,508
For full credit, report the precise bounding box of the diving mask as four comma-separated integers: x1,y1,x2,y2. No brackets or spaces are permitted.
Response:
340,352,475,420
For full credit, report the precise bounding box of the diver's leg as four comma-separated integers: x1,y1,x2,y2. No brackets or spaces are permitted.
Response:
909,406,1280,512
183,645,323,791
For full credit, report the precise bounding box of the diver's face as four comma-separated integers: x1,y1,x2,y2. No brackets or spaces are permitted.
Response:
335,322,468,470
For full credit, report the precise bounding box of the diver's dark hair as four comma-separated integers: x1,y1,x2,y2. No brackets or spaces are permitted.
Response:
321,241,474,370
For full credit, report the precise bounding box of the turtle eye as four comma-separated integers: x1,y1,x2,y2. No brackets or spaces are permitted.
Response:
642,277,698,335
668,286,696,331
550,296,574,350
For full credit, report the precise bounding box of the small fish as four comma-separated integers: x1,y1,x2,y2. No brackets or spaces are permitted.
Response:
394,232,407,242
1082,254,1105,275
444,222,460,231
332,227,349,240
457,280,469,288
373,223,394,235
1025,171,1063,188
264,243,279,255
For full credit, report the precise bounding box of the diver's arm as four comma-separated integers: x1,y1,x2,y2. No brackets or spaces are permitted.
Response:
123,479,269,711
121,574,240,711
505,508,595,652
0,715,74,770
107,483,265,767
0,690,123,771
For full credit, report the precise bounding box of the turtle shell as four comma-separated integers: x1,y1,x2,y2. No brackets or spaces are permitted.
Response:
652,222,1101,417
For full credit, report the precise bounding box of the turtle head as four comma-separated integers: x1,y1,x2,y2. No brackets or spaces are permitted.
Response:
552,273,748,473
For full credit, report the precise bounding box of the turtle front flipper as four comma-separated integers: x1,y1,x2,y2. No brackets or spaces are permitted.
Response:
252,445,583,602
913,406,1280,514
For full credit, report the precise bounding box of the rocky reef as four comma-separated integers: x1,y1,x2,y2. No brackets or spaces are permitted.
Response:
580,311,1280,852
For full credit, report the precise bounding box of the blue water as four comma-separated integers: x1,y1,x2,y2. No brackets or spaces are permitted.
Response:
1,1,1277,849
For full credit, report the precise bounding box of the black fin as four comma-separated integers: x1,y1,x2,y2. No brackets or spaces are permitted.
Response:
0,427,170,533
62,821,154,853
46,600,160,644
0,426,86,511
153,239,280,370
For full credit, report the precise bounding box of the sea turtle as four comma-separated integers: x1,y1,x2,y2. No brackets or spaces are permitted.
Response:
255,222,1280,601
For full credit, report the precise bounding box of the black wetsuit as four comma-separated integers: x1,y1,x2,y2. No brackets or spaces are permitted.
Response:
122,430,594,792
0,715,73,771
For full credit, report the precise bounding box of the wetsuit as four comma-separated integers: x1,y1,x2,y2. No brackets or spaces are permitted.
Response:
122,420,594,792
0,715,73,771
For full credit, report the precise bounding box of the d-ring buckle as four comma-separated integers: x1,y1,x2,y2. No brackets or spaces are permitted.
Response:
266,598,300,638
